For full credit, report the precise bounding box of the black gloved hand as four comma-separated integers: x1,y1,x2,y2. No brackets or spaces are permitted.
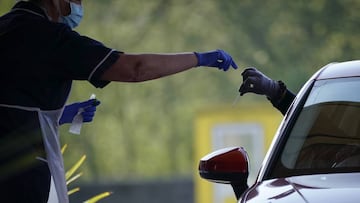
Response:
239,67,280,100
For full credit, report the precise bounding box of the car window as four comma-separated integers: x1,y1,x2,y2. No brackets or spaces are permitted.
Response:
270,77,360,178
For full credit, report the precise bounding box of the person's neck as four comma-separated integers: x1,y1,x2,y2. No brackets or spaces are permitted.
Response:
33,0,59,22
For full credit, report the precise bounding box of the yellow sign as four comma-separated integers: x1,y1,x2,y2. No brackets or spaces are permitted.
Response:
194,103,282,203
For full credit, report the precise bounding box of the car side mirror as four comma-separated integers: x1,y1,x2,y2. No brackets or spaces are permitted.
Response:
198,147,249,200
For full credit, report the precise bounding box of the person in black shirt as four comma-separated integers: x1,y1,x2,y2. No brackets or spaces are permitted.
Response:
0,0,238,202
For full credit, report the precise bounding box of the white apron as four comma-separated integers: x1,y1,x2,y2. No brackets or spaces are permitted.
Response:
0,104,68,203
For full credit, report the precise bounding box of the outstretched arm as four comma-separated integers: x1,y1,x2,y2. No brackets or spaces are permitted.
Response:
101,50,238,82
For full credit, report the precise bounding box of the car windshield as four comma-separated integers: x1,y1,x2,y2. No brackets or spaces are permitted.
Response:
270,77,360,178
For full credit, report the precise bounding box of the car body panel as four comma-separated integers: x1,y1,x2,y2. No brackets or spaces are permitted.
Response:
240,173,360,203
316,60,360,80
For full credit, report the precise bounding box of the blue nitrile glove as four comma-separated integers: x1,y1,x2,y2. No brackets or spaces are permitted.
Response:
239,67,280,100
59,99,101,125
194,49,238,71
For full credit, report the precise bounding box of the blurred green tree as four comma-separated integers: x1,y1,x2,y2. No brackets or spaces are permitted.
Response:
1,0,359,182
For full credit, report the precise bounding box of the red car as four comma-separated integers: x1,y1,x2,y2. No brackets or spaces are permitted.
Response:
199,60,360,202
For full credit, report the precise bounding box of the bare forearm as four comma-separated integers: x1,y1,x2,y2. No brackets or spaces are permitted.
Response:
101,53,198,82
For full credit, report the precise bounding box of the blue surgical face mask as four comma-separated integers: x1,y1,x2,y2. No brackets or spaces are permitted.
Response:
60,1,83,29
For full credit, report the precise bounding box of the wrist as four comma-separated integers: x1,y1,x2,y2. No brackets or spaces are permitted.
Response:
194,52,203,67
267,80,287,104
194,50,217,67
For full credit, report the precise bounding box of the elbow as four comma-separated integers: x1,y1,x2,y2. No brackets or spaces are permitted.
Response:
128,60,163,82
102,58,144,82
102,55,161,82
127,60,145,82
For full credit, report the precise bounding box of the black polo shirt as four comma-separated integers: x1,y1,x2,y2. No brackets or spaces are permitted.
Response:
0,1,120,182
0,1,120,109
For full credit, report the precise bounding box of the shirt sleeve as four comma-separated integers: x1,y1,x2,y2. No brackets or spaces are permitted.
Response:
270,89,296,115
51,27,121,88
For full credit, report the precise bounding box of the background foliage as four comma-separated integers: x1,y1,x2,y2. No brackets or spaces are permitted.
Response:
1,0,359,182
